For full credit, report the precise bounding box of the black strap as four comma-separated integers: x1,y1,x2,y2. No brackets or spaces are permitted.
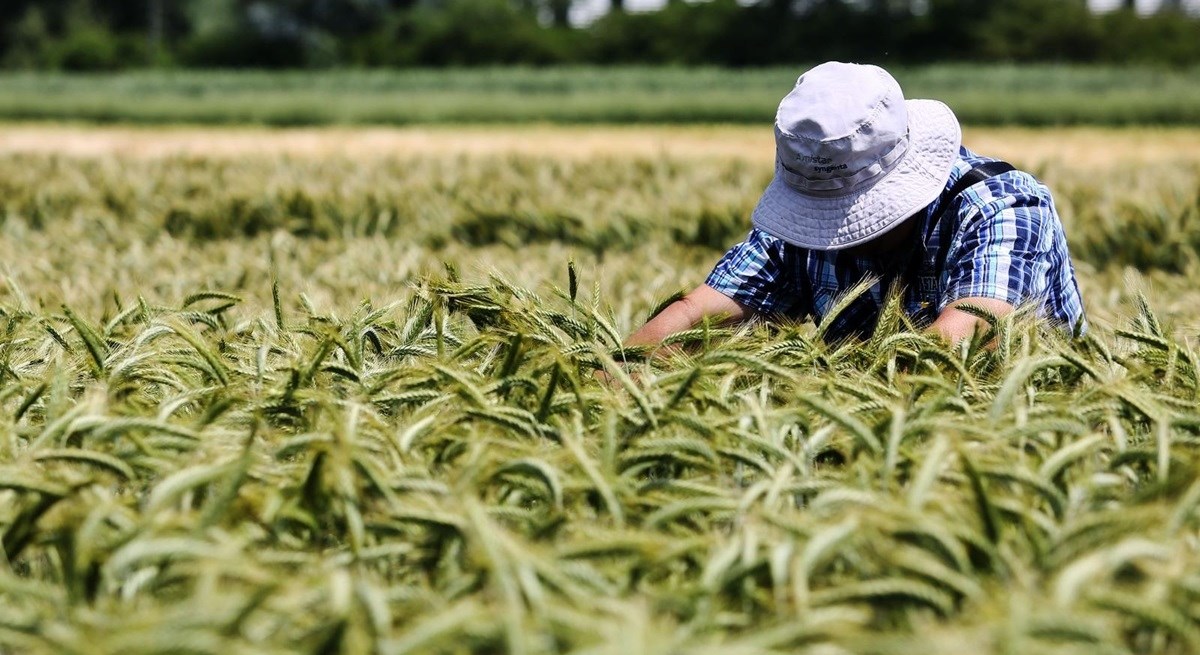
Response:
924,160,1016,274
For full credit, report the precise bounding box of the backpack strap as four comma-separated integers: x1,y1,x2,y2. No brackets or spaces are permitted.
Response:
925,160,1016,273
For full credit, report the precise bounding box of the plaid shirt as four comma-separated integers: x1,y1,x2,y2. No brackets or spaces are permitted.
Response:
706,147,1086,342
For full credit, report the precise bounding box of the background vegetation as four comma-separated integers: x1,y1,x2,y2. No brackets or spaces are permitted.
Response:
3,65,1200,126
1,143,1198,277
2,0,1199,70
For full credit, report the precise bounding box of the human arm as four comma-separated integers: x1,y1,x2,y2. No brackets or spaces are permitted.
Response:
625,284,749,350
929,297,1014,345
625,229,803,350
933,171,1064,344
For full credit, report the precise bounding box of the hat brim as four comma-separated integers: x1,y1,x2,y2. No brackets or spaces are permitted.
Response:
750,99,962,251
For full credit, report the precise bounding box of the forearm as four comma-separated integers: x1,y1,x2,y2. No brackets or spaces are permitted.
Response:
625,300,702,349
625,285,747,350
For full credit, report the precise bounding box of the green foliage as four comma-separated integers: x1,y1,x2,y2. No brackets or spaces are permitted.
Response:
2,65,1200,126
1,2,153,70
3,0,1200,70
366,0,575,67
0,150,1195,272
1,131,1200,652
975,0,1104,62
2,263,1200,653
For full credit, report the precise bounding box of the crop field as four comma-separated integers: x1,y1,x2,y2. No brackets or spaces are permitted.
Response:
2,124,1200,654
2,65,1200,126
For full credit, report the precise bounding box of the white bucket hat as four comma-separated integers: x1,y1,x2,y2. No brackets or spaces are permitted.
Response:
751,62,962,251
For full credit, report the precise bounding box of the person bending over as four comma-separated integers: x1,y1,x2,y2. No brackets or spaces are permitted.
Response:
628,61,1085,349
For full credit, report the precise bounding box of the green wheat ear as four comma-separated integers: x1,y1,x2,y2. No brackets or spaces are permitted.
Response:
62,305,107,375
272,277,285,330
646,290,686,322
568,259,578,304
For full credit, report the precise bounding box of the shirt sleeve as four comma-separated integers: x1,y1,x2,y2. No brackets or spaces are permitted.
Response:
940,184,1055,312
705,229,806,317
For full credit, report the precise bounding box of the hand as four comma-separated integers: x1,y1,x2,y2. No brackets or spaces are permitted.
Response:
929,297,1015,345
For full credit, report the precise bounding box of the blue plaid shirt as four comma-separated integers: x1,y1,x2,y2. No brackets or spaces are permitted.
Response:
706,147,1086,341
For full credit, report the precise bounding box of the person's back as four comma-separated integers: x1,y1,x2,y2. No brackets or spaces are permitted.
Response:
707,145,1085,342
624,62,1085,349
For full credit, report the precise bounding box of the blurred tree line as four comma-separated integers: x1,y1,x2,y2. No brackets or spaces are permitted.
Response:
2,0,1199,70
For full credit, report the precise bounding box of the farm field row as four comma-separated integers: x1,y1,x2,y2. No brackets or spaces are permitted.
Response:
1,126,1200,654
3,65,1200,126
3,124,1200,170
2,125,1198,326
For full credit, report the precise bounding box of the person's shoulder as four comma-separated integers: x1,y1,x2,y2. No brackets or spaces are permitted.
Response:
748,227,804,251
955,145,1049,201
948,147,1066,241
958,145,1042,186
741,227,816,265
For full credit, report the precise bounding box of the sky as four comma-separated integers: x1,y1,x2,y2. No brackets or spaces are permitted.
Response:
571,0,1200,26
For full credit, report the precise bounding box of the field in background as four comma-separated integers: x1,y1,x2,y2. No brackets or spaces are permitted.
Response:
3,125,1199,327
5,124,1200,168
2,65,1200,126
3,126,1200,653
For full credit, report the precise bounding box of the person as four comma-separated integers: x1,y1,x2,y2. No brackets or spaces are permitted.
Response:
626,61,1085,349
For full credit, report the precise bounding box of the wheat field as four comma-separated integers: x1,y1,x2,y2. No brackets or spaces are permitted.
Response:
1,125,1200,654
2,67,1199,126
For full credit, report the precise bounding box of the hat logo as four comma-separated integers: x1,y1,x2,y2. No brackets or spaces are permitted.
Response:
811,162,849,174
796,154,848,175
